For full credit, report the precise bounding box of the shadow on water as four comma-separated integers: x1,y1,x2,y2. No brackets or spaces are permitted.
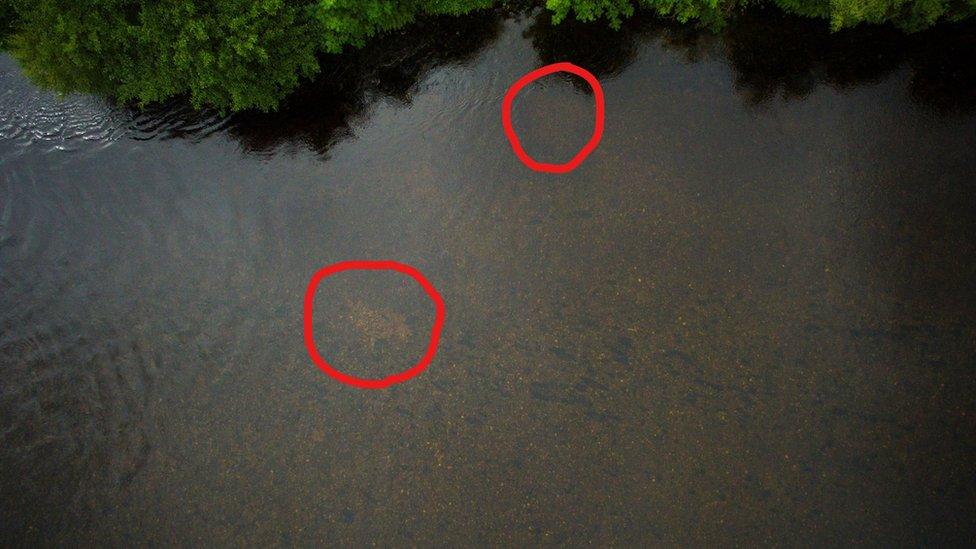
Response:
524,11,653,82
100,9,506,153
249,9,973,154
720,9,976,110
528,8,976,111
121,9,976,157
223,9,506,157
121,9,506,155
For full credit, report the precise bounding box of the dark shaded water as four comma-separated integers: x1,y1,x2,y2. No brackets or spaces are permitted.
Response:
2,8,976,545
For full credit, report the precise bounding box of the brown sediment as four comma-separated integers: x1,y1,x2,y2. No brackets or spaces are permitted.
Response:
345,299,412,351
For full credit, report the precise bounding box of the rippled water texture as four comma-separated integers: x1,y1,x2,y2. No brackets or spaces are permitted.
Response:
2,9,975,545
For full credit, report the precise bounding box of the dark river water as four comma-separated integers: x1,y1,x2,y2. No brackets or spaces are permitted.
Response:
2,8,975,546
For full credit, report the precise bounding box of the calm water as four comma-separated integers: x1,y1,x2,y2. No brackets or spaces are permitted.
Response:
2,9,975,545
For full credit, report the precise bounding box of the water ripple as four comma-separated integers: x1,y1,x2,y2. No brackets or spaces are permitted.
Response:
0,83,129,155
0,55,231,161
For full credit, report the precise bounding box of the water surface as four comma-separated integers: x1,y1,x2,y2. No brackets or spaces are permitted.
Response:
2,9,975,545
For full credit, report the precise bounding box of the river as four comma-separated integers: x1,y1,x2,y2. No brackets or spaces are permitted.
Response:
1,8,975,545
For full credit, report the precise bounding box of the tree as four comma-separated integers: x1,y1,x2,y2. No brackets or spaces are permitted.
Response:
1,0,972,111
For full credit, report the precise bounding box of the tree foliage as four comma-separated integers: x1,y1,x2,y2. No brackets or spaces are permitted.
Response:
0,0,972,111
4,0,321,110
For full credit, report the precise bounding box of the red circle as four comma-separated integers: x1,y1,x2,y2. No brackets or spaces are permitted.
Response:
303,260,445,389
501,62,605,174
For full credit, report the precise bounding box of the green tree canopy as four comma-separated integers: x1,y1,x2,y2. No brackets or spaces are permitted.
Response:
1,0,973,111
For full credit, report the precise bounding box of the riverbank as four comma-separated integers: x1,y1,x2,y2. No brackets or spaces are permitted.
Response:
2,0,974,112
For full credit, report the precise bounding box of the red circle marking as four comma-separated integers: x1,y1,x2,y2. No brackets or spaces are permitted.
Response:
502,62,605,174
303,260,445,389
